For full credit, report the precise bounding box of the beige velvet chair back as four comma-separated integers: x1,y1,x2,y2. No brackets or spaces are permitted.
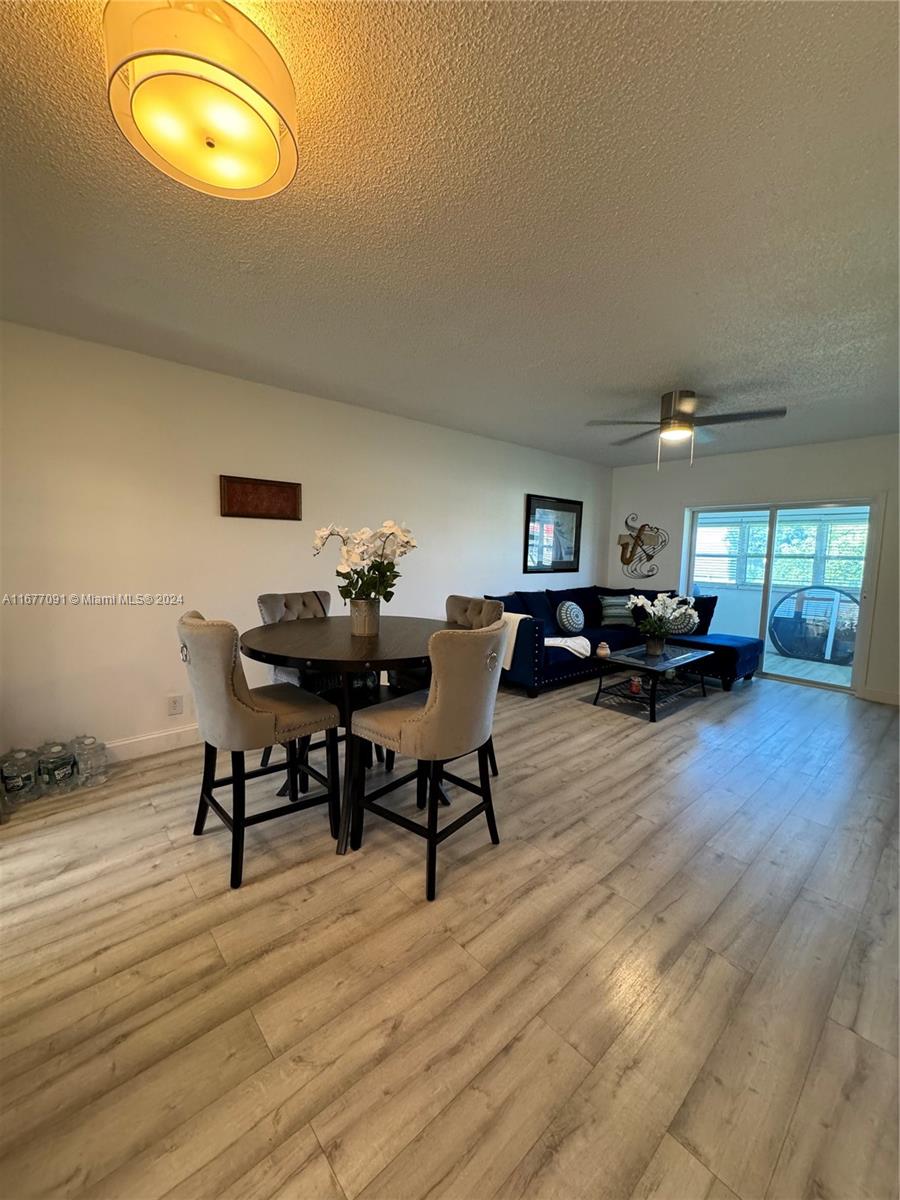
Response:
177,611,276,751
400,621,505,761
445,595,504,629
257,591,330,625
257,592,330,685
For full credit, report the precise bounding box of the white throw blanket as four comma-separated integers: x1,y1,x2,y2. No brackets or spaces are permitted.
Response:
500,612,530,670
544,635,592,658
501,614,593,670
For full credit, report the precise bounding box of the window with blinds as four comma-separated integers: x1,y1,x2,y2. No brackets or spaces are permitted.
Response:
689,507,869,593
692,510,768,588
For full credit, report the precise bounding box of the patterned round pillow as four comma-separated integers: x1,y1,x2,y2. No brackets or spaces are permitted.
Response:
557,601,585,634
668,605,699,635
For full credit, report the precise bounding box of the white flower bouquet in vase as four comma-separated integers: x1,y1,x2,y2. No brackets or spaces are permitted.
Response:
312,520,417,636
627,593,699,657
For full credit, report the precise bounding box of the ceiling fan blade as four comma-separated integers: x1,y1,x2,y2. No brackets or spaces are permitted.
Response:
693,407,788,427
611,428,659,446
585,419,657,428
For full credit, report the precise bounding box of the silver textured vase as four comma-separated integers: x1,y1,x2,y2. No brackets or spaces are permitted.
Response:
350,598,380,637
646,636,666,657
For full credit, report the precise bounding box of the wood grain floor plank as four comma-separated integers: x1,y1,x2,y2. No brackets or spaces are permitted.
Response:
88,938,483,1200
542,845,746,1063
629,1134,730,1200
494,942,747,1200
0,880,412,1152
0,930,224,1077
830,834,899,1055
804,800,897,914
0,1009,272,1198
357,1016,591,1200
603,788,746,908
312,882,636,1198
672,894,858,1199
699,813,831,973
766,1020,898,1200
216,1124,346,1200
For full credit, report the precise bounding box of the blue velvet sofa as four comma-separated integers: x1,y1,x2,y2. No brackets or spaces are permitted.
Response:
488,585,763,697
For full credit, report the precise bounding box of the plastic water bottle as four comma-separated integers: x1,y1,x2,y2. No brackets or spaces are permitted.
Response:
1,748,39,803
37,741,78,793
73,735,109,788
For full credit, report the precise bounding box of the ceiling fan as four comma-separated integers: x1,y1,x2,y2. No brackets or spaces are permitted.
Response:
586,389,788,466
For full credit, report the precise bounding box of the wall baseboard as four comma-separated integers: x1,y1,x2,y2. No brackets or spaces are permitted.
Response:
106,722,201,762
856,686,899,707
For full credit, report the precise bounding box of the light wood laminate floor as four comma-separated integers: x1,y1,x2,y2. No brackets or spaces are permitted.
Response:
0,678,897,1200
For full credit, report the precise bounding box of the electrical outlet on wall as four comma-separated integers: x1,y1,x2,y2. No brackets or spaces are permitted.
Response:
167,694,184,718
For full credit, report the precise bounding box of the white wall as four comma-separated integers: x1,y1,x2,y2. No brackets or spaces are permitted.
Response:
0,323,612,755
605,436,900,704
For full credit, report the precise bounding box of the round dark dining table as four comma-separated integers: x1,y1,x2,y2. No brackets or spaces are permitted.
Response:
240,615,456,854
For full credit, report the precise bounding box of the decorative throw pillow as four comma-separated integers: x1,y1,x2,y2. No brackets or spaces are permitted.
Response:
556,600,585,634
601,596,636,626
668,605,699,635
692,594,718,635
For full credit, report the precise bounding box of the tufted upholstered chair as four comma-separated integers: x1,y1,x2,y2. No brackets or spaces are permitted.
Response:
257,591,331,686
445,594,504,629
256,590,342,780
386,594,504,777
178,611,341,888
349,621,505,899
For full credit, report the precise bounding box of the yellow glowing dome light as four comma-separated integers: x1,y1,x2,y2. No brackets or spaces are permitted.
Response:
103,1,298,199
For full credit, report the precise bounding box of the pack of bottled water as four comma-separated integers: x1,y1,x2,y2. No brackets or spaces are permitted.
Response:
0,735,109,816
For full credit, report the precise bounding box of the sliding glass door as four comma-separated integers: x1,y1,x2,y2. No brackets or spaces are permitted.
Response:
762,506,870,688
686,502,873,692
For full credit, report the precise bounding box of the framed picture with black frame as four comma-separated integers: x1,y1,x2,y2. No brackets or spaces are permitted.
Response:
523,494,583,573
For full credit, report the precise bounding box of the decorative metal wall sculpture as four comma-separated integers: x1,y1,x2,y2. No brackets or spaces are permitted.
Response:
617,513,669,578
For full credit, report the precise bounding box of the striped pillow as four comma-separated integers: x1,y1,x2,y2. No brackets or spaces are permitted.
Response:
601,596,636,626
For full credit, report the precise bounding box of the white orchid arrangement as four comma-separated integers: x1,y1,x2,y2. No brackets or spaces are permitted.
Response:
628,593,698,637
312,520,417,603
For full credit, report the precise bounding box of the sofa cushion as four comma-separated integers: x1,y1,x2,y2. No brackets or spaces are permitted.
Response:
516,589,560,630
485,592,529,616
583,625,640,652
691,594,718,635
549,586,605,625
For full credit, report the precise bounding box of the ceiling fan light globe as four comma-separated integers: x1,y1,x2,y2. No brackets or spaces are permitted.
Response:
659,421,693,443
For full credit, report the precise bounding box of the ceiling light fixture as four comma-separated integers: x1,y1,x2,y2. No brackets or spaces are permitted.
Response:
103,0,298,199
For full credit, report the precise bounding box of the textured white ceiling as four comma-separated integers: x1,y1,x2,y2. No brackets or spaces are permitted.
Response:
1,1,897,465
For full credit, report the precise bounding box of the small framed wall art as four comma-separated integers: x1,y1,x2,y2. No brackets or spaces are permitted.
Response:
524,494,583,573
219,475,302,521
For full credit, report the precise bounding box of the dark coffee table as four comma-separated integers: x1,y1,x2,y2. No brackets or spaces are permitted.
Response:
592,644,714,722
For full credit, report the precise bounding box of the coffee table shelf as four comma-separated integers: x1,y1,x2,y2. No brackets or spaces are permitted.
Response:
592,644,714,722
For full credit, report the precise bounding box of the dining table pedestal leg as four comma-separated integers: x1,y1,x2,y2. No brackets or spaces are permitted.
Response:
336,673,356,854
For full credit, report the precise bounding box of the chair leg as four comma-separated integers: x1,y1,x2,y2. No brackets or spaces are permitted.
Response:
365,741,374,769
297,735,311,794
374,742,384,764
230,751,246,889
486,737,499,778
350,737,367,850
193,742,216,835
286,739,300,805
416,760,428,810
426,761,441,901
385,749,395,773
479,744,501,846
260,745,272,769
325,727,340,839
